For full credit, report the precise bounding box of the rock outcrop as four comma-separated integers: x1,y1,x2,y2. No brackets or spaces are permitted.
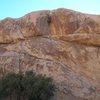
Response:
0,8,100,100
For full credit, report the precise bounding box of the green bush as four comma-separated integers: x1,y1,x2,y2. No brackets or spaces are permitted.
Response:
0,71,55,100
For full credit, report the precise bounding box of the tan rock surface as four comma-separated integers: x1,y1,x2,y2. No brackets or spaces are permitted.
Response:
0,8,100,100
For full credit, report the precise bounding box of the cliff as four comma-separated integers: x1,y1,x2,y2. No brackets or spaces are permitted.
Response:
0,8,100,100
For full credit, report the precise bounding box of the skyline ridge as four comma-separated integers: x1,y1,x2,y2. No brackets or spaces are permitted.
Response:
0,0,100,19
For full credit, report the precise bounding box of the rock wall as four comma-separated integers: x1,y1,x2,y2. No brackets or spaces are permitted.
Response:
0,8,100,100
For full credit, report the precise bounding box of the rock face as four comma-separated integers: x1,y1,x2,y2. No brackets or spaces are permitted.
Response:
0,8,100,100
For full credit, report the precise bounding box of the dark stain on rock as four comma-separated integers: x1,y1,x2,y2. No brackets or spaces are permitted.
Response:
0,47,7,54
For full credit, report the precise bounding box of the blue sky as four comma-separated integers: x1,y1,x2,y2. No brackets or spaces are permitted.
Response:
0,0,100,20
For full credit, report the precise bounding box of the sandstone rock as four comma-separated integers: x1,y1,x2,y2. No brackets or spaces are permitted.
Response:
0,8,100,100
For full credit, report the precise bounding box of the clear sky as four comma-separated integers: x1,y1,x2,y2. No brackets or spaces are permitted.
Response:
0,0,100,20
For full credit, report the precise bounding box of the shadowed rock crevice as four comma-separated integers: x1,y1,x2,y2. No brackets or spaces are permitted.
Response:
36,13,51,35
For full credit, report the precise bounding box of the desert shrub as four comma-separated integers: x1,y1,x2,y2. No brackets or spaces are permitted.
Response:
0,71,55,100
